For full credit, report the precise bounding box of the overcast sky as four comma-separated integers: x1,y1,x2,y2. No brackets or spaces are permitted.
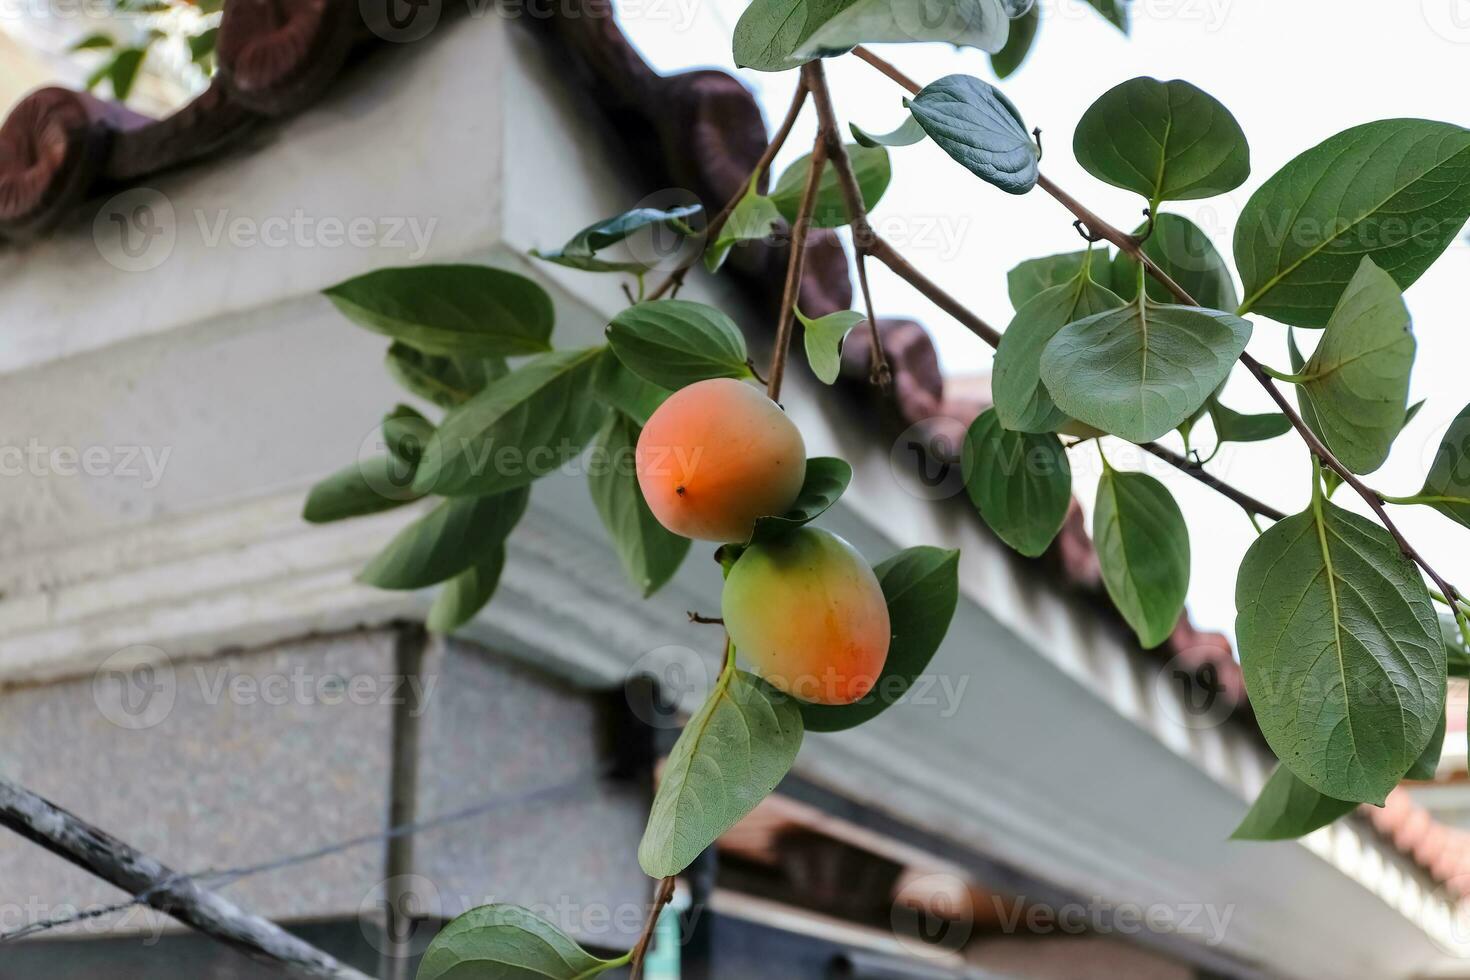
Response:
623,0,1470,639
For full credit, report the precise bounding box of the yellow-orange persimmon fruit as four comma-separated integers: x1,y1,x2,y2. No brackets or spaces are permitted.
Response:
635,378,806,542
722,528,891,705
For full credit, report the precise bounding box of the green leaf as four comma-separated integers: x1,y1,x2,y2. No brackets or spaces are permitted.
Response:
1005,248,1104,309
188,26,219,63
590,348,672,426
749,457,852,544
1084,0,1129,32
1073,77,1249,206
990,3,1039,78
1296,258,1415,475
359,487,529,590
108,48,147,101
1236,498,1445,805
906,74,1039,195
770,144,891,229
1093,469,1189,649
1039,297,1252,443
1444,615,1470,677
1235,119,1470,327
302,458,423,524
732,0,852,72
802,547,960,732
639,668,803,877
385,343,504,409
71,32,114,51
797,0,1010,59
705,188,783,273
1415,403,1470,529
588,413,690,597
850,115,928,149
993,265,1122,433
532,204,702,272
383,404,431,465
1207,399,1289,446
324,265,554,357
417,904,620,980
606,300,752,390
413,348,605,497
799,308,865,384
961,410,1070,557
1406,699,1447,781
1109,213,1239,312
427,550,506,633
1231,765,1356,841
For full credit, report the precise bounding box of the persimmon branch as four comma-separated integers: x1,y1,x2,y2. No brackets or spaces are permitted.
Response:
852,46,1463,606
628,875,676,980
768,88,829,401
647,78,809,302
803,60,892,386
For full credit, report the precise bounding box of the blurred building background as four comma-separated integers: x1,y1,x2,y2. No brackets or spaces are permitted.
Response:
2,4,1470,980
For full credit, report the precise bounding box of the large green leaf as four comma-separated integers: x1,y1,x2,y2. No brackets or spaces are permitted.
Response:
770,144,891,229
417,905,620,980
1231,765,1356,841
427,550,506,633
1093,469,1189,649
992,266,1122,433
1005,248,1104,309
385,343,503,409
797,0,1010,58
802,547,961,732
324,265,553,356
531,204,702,272
1234,119,1470,326
749,457,852,544
1296,258,1414,475
1236,499,1445,804
799,309,865,384
1415,403,1470,528
732,0,851,72
1109,213,1239,311
1073,77,1249,206
606,300,752,390
962,410,1070,557
639,668,803,877
590,348,671,427
302,457,423,524
413,348,605,497
990,3,1039,79
1039,298,1252,443
907,75,1038,194
359,486,529,590
588,413,690,597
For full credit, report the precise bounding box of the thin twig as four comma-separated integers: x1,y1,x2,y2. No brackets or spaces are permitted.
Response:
646,78,809,303
867,234,1002,347
1137,442,1287,522
767,95,829,401
628,876,677,980
803,60,892,386
687,611,725,625
855,46,1464,605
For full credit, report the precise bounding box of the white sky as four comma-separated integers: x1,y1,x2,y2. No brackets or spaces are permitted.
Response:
622,0,1470,639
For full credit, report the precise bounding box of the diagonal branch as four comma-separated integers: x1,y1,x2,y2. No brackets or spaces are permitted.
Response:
647,77,810,302
802,60,891,386
852,47,1463,604
0,777,371,980
767,85,830,401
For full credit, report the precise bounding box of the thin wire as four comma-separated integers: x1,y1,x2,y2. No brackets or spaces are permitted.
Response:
0,766,611,943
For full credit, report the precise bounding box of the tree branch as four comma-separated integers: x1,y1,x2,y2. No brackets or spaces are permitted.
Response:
647,77,809,302
802,60,891,386
767,89,829,401
854,46,1463,604
0,777,372,980
627,875,676,980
